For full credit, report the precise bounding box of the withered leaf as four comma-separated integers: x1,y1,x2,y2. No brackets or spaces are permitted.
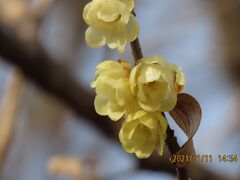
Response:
169,93,202,167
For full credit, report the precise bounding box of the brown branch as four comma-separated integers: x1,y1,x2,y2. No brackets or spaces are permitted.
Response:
130,37,143,63
166,126,189,180
0,28,118,140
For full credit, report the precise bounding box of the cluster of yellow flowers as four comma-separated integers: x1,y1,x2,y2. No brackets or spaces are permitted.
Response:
91,58,185,158
83,0,186,158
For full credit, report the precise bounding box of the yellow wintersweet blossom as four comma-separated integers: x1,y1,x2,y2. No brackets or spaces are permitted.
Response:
119,109,167,158
130,56,185,112
91,60,136,121
83,0,139,53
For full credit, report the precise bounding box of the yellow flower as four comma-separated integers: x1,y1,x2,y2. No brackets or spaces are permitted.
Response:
129,56,185,112
83,0,139,53
91,60,136,121
119,109,167,158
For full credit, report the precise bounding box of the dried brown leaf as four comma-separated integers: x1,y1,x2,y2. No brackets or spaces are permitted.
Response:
169,93,202,167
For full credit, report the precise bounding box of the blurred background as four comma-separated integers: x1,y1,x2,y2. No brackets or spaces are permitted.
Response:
0,0,239,179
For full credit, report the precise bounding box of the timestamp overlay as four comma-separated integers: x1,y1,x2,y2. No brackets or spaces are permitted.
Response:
169,154,240,164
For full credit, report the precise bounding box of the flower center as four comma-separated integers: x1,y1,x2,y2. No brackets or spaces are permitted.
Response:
118,59,131,79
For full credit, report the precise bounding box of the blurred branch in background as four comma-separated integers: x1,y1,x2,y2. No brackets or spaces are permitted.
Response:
211,0,240,84
0,69,24,169
0,27,118,140
210,0,240,149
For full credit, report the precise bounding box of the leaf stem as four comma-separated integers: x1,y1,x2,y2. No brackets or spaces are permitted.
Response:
130,11,189,180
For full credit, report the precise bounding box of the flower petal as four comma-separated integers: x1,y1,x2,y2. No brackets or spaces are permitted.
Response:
140,114,157,129
133,126,156,159
96,61,122,73
176,68,185,86
138,64,161,83
83,2,93,25
95,81,116,101
121,0,134,11
94,94,108,116
129,65,139,94
97,0,121,22
126,14,139,42
160,89,177,112
156,113,168,155
140,56,167,65
85,27,106,48
120,120,139,139
138,81,169,112
107,103,125,121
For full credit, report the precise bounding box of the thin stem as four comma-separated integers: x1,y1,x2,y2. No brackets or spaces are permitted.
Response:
130,10,143,63
130,12,189,180
130,37,143,62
